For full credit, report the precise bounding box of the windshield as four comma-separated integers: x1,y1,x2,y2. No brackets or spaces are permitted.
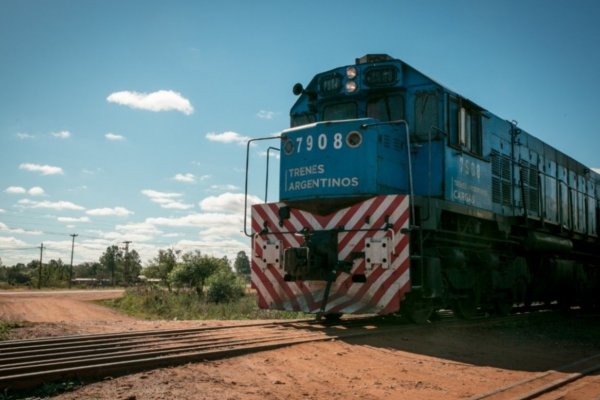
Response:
322,102,357,121
367,94,404,122
291,112,316,127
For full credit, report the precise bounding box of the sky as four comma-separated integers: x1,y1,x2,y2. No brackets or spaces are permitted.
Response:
1,0,599,267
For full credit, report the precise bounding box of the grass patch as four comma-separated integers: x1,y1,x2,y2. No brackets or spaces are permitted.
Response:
101,286,309,320
0,320,22,341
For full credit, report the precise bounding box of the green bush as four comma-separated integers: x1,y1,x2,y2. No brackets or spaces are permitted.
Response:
102,285,308,320
206,269,245,304
0,321,22,341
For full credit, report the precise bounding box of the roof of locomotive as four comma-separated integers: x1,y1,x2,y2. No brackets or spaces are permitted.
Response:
289,54,600,184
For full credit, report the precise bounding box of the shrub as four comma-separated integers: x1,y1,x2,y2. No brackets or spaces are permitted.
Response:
206,269,245,304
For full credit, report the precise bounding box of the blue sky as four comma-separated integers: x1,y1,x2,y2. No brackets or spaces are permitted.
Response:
1,0,599,266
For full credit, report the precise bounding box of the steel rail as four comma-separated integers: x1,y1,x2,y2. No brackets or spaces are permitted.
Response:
0,330,327,376
0,325,304,361
0,323,399,391
470,353,600,400
0,318,315,350
0,327,326,369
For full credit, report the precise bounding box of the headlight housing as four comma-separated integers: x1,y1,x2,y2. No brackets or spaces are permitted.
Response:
346,131,362,148
283,140,294,155
345,80,357,93
346,66,357,79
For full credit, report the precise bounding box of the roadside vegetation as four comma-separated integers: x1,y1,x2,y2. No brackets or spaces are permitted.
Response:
102,287,307,320
0,320,21,341
1,246,305,320
103,250,306,320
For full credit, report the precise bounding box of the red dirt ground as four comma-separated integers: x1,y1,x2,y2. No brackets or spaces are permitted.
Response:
1,289,599,399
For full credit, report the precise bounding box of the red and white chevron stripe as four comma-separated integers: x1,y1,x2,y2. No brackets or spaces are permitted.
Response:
251,195,411,315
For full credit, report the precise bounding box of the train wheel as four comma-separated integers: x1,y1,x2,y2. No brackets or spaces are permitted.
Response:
403,297,433,324
494,291,513,316
323,313,343,322
453,291,478,319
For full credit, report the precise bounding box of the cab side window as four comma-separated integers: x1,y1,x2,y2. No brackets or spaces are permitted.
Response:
449,97,482,156
459,106,482,155
414,91,438,139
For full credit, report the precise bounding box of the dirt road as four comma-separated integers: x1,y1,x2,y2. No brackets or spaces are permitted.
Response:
0,289,128,322
1,290,599,399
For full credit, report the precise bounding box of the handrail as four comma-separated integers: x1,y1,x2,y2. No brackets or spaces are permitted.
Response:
265,147,280,203
244,136,282,237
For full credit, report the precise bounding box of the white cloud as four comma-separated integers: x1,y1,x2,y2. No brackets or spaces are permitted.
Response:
51,130,71,139
107,90,194,115
208,184,240,192
105,222,165,243
17,199,85,210
86,207,133,217
205,131,251,146
147,212,241,228
170,238,248,258
257,110,276,120
259,150,281,159
5,186,45,196
16,132,34,140
116,222,162,237
0,222,42,235
200,192,262,214
174,173,196,183
57,216,90,223
592,168,600,175
5,186,26,194
161,201,194,210
28,186,45,196
0,209,5,213
19,163,64,176
141,189,193,210
105,132,125,141
141,189,182,200
0,236,28,248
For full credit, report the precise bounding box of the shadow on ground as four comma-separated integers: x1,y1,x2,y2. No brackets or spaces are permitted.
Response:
330,309,600,373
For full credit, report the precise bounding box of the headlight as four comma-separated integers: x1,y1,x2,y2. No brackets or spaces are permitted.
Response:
345,80,357,93
346,131,362,148
346,66,357,79
283,140,294,155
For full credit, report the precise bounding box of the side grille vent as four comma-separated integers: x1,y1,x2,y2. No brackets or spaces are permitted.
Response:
519,160,539,214
491,151,512,206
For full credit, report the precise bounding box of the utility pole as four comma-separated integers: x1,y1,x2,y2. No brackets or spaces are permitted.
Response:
38,243,44,289
68,234,78,289
123,241,132,285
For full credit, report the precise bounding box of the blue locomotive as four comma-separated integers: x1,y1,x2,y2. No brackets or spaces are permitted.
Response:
246,54,600,321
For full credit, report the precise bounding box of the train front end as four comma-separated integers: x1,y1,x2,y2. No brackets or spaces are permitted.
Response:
251,118,412,316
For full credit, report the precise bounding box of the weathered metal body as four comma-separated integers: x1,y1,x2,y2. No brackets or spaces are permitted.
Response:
246,54,600,319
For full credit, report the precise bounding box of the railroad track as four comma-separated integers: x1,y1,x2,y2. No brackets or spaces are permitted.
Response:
471,353,600,400
0,317,392,392
1,310,595,396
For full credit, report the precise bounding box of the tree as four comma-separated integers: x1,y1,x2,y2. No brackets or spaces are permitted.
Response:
206,267,245,303
99,245,122,286
234,251,251,281
43,258,68,287
168,251,226,296
122,249,142,285
74,262,103,278
146,248,180,290
4,265,31,286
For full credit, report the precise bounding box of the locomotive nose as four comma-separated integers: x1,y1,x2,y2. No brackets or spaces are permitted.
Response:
280,119,410,215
